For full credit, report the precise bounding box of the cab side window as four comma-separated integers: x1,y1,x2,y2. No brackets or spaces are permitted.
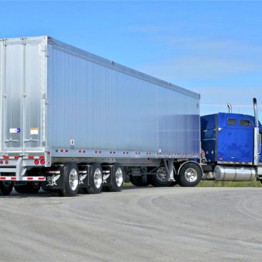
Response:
240,119,252,127
227,118,236,126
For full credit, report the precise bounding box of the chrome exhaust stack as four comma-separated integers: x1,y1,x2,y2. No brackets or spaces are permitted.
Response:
227,103,232,113
253,98,259,128
253,98,260,165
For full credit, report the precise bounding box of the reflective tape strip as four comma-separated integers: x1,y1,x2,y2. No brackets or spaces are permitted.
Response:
21,177,46,181
0,177,46,181
1,156,20,160
0,156,45,160
79,171,88,174
47,171,60,174
0,176,16,181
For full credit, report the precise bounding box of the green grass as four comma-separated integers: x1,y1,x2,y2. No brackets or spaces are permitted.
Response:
198,180,262,187
124,180,262,188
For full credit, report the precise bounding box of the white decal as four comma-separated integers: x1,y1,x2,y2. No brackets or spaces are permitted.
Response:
79,174,88,185
10,128,20,134
46,174,61,187
103,174,110,183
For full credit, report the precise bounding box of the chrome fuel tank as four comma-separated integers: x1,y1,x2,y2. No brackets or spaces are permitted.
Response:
214,165,256,181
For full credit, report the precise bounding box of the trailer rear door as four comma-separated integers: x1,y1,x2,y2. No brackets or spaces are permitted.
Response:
0,37,46,153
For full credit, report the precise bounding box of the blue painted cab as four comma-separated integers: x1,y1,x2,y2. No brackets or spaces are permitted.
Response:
201,113,262,164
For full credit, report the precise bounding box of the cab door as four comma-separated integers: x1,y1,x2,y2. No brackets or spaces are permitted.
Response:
217,114,254,163
259,129,262,163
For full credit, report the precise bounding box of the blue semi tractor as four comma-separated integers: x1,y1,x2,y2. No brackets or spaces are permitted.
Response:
201,98,262,182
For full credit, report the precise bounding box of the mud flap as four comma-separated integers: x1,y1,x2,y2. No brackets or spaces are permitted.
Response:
42,166,64,190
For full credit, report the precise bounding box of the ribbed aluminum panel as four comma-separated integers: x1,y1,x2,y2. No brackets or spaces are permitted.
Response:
47,37,200,156
0,36,200,158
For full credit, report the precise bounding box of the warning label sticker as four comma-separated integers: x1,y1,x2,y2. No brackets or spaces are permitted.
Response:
30,128,39,135
10,128,21,134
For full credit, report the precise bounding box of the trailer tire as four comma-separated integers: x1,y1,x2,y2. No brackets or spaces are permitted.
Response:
130,175,150,187
169,181,177,187
150,167,173,187
108,164,124,192
85,163,103,194
178,162,202,187
14,182,41,194
14,185,27,194
59,163,79,197
0,181,13,196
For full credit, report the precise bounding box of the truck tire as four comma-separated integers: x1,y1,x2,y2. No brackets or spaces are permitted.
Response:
0,181,13,196
108,164,124,192
86,163,103,194
150,167,174,187
130,175,150,187
59,163,79,197
178,162,202,187
14,182,41,194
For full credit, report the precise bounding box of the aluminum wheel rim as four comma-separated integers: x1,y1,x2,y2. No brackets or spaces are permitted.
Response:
185,168,198,183
94,168,103,189
156,167,168,182
69,168,79,191
115,168,123,187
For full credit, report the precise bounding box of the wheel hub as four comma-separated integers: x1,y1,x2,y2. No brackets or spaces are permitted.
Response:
115,168,123,187
185,168,198,183
94,168,103,189
156,167,168,182
69,168,79,191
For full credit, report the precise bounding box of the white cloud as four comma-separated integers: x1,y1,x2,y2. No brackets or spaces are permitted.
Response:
138,35,262,81
140,56,259,81
128,26,262,117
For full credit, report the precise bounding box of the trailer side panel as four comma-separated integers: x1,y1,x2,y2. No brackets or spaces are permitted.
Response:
47,38,200,157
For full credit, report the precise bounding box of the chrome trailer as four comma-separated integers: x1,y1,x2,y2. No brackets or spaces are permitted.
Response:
0,36,202,196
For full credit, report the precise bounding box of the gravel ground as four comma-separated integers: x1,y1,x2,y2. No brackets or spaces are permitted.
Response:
0,186,262,262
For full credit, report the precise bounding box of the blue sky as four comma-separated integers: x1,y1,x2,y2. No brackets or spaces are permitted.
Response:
1,0,261,118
